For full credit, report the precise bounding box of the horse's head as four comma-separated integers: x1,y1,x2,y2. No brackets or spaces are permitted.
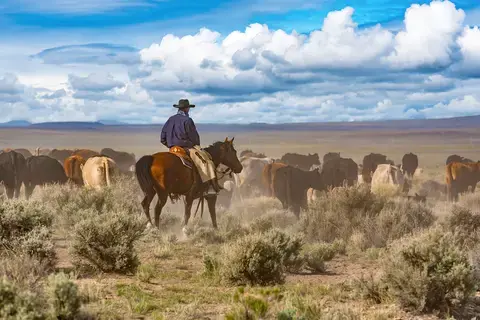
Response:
219,137,243,174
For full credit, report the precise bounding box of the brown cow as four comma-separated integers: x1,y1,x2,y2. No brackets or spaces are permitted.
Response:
48,149,74,163
446,161,480,202
64,155,86,186
401,153,418,178
272,165,323,218
262,162,288,197
280,153,320,171
72,149,100,160
446,154,473,165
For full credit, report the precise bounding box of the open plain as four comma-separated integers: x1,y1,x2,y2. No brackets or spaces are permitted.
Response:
1,122,480,319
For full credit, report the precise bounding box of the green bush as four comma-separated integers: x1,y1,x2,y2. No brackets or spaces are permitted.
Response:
264,229,304,273
220,233,286,286
16,227,57,269
442,206,480,250
70,211,144,274
0,200,52,244
302,243,337,273
0,277,46,320
302,186,435,251
45,273,81,320
35,178,142,228
382,229,476,313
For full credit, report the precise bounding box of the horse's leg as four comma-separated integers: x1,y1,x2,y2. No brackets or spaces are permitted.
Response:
5,186,14,199
206,196,218,229
182,195,194,234
141,187,155,226
154,191,168,229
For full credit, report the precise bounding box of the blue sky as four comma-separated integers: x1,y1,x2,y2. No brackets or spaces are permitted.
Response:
0,0,480,123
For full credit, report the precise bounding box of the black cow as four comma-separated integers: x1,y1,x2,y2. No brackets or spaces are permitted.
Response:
401,153,419,178
280,153,321,171
273,166,323,218
0,151,26,199
323,152,341,165
100,148,136,173
48,149,74,164
321,157,358,188
24,156,68,199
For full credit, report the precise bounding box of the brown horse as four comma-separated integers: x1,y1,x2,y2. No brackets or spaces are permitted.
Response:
135,138,243,230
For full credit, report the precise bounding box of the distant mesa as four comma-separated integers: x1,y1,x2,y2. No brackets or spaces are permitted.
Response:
0,120,31,127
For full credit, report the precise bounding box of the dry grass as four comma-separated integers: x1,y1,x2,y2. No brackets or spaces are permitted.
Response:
0,128,479,319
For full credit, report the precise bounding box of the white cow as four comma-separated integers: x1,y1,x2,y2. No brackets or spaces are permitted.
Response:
233,156,275,200
371,164,407,195
82,156,118,190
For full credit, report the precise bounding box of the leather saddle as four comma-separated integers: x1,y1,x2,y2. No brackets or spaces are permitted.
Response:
169,146,193,169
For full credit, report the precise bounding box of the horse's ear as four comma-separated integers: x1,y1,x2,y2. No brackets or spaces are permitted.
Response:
224,137,229,143
231,137,234,144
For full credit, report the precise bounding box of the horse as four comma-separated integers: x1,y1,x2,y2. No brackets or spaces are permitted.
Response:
134,137,243,231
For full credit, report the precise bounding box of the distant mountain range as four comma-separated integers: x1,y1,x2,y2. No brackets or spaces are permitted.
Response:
0,115,479,131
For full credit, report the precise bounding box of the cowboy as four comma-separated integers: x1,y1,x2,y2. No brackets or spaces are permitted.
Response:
160,99,221,196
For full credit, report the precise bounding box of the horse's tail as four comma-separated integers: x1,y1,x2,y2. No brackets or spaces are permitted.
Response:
445,162,455,201
104,157,111,187
135,155,158,194
262,163,273,197
66,157,75,184
285,167,292,210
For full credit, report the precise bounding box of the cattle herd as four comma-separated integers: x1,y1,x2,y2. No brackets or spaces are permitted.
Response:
0,147,478,219
0,147,136,199
229,150,480,216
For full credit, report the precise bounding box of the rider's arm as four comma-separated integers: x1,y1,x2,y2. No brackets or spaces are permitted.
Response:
185,118,200,146
160,122,168,147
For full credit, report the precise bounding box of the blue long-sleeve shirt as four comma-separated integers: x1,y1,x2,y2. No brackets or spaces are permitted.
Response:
161,110,200,149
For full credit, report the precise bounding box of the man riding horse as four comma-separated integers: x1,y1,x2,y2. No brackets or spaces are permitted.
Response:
161,99,222,197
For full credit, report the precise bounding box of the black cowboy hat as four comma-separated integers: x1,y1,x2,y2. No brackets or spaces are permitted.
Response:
173,99,195,108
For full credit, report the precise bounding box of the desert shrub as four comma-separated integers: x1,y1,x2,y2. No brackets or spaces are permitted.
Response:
15,227,57,269
382,229,476,313
302,243,337,273
0,200,52,243
136,264,156,283
302,186,434,251
0,277,46,320
225,287,282,320
70,211,144,274
202,252,221,279
372,199,435,248
442,206,480,250
220,233,286,286
0,254,51,290
302,185,386,243
191,226,225,244
35,178,141,227
45,273,81,320
458,192,480,211
354,274,387,304
264,229,304,273
248,209,298,234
